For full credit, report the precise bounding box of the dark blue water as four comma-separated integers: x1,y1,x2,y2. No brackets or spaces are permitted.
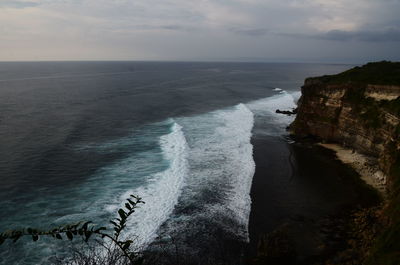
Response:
0,62,352,264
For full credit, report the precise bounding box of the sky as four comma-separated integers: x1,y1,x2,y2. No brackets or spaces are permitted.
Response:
0,0,399,63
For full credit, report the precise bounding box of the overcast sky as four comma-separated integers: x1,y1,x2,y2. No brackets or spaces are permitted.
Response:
1,0,399,62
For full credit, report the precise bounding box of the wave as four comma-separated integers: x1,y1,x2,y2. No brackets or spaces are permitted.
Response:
5,92,297,265
156,103,256,242
66,93,298,250
106,122,189,249
83,101,257,250
68,92,295,249
246,90,299,136
216,104,255,230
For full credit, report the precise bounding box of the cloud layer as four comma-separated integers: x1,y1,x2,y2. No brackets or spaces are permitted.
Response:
0,0,399,62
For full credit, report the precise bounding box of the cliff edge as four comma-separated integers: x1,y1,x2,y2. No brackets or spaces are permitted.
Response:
290,61,400,264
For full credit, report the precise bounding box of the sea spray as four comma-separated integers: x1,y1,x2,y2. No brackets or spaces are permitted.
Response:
215,104,255,237
107,122,189,249
153,103,256,245
0,62,353,265
247,90,300,136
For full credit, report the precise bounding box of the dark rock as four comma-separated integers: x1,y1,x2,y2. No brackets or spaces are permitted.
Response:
276,108,298,116
289,62,400,265
251,224,297,265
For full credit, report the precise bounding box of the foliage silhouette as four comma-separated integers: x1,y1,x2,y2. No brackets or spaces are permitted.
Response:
0,194,144,265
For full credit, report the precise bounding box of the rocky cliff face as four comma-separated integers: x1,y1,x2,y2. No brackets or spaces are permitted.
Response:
290,69,400,188
290,62,400,264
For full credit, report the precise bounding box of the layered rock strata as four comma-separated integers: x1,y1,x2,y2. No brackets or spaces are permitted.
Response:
290,74,400,189
290,61,400,264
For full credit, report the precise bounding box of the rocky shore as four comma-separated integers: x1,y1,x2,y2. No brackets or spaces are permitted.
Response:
249,62,399,265
289,61,400,264
318,143,387,195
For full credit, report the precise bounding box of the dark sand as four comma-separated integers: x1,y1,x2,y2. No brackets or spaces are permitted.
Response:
247,136,380,263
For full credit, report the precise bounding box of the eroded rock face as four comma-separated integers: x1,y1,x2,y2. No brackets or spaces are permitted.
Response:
365,85,400,101
290,78,400,187
289,62,400,264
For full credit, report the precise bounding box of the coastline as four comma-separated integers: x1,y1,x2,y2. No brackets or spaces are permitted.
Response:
265,62,400,264
247,136,381,264
318,143,387,196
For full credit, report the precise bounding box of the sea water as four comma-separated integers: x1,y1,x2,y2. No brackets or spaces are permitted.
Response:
0,62,350,264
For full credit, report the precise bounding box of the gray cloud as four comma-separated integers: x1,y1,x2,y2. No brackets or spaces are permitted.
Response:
158,25,194,31
0,0,399,62
110,24,195,33
229,27,269,36
0,1,39,9
280,28,400,42
317,29,400,42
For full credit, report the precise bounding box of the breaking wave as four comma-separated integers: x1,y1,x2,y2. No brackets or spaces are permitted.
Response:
106,122,189,248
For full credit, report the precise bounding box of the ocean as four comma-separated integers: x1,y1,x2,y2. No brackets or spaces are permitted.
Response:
0,62,355,264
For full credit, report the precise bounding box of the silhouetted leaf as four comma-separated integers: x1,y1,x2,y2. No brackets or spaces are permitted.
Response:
122,242,131,250
0,194,144,264
110,221,119,228
127,199,136,206
82,221,92,230
94,227,106,233
66,231,73,240
118,209,126,219
84,231,92,242
12,235,21,242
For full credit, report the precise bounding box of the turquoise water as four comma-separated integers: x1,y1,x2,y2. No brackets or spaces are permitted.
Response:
0,62,351,264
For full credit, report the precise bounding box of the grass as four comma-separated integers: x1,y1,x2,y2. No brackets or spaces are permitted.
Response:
306,61,400,86
342,85,400,129
302,61,400,264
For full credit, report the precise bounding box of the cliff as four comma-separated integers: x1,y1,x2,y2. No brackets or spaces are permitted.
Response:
290,61,400,264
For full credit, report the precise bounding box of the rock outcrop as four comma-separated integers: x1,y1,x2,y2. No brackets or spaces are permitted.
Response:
290,62,400,189
290,61,400,264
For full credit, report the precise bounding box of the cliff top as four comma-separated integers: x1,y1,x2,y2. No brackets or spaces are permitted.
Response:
307,61,400,86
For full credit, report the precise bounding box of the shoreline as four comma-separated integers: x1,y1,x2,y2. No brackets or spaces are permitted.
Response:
247,136,382,264
318,143,387,196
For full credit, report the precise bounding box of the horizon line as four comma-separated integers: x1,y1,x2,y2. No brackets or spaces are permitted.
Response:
0,59,365,65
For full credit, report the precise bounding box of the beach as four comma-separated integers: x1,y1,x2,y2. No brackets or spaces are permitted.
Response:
319,143,387,195
248,138,381,264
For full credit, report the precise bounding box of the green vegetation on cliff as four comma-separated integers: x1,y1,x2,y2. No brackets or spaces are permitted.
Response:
307,61,400,85
293,61,400,264
346,91,400,129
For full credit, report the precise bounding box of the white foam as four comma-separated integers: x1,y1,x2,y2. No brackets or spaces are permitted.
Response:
273,87,282,91
248,90,297,113
103,91,299,247
106,122,189,249
246,90,299,134
215,104,255,229
291,91,302,103
172,103,256,241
